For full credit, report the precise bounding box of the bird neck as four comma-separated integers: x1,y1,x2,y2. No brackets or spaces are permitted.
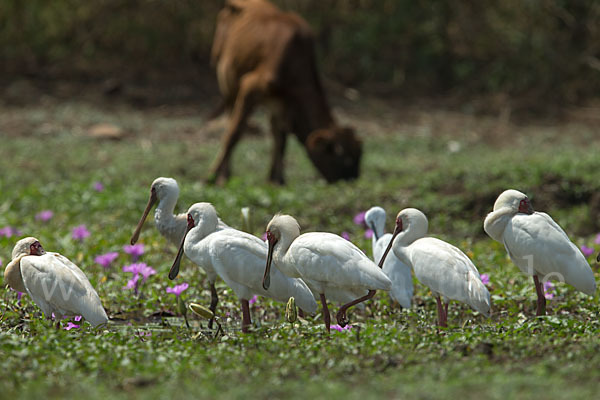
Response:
391,228,424,266
369,219,385,243
483,207,514,242
185,220,218,248
273,233,297,268
154,194,184,234
398,222,427,246
4,255,27,293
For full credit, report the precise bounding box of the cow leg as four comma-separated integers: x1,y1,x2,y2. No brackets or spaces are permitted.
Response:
268,112,288,184
208,72,266,185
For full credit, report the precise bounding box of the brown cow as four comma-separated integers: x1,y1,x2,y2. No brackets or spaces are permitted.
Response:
208,0,362,185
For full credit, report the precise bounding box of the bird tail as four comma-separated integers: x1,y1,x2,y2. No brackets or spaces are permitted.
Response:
290,279,318,314
81,294,109,327
467,271,491,317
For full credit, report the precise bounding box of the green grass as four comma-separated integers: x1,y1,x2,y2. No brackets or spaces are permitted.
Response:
1,100,600,399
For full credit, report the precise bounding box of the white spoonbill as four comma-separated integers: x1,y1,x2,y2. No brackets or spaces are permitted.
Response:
484,189,596,315
365,206,413,308
169,203,317,333
379,209,490,327
130,177,229,324
262,214,391,333
4,237,108,327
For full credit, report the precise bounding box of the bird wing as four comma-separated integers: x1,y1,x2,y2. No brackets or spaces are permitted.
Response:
205,231,317,312
409,238,490,315
503,213,596,294
51,253,91,283
289,233,391,291
20,253,108,326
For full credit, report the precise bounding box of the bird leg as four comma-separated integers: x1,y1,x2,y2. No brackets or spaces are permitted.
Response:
320,294,331,333
336,290,376,328
298,308,305,319
208,283,219,330
435,296,447,328
444,302,449,326
241,299,251,333
533,275,546,316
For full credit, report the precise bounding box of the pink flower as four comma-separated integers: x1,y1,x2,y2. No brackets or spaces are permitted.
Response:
595,234,600,245
249,295,258,305
94,252,119,269
353,211,366,226
123,262,155,295
0,257,2,268
341,231,351,241
64,322,80,330
93,181,104,192
139,264,156,282
123,262,144,275
9,287,23,301
480,273,490,286
330,324,352,332
35,210,54,222
74,315,82,322
123,243,145,261
123,262,156,282
543,281,554,300
72,225,90,241
580,245,594,257
0,226,19,238
364,229,374,239
124,274,140,291
166,283,189,297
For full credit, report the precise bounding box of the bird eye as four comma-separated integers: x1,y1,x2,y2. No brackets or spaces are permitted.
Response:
187,214,195,227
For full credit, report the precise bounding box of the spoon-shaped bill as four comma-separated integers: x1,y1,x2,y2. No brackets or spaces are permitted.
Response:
130,188,158,245
368,221,380,241
169,214,195,280
262,233,276,290
377,220,402,268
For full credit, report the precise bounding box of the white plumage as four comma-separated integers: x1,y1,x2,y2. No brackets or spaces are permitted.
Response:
484,189,596,315
131,176,229,247
379,209,490,327
263,214,391,332
5,237,108,327
365,206,413,308
169,203,317,332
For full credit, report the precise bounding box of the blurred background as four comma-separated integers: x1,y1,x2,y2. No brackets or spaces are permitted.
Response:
1,0,599,115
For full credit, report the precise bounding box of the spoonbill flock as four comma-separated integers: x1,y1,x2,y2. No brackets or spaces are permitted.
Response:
169,203,317,333
130,177,230,327
3,179,597,332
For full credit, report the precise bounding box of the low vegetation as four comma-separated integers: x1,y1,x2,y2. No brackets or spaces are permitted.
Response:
1,99,599,398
